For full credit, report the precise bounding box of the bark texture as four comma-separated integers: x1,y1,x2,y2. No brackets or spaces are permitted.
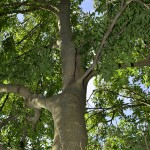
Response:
29,83,88,149
0,0,150,150
51,88,87,150
52,1,88,148
58,0,76,88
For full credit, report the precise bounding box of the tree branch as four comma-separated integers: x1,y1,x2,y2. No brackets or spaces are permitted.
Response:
0,84,32,99
0,84,54,127
21,119,28,149
58,0,76,88
0,8,38,17
0,94,9,111
133,0,150,9
84,58,150,79
118,59,150,69
0,83,57,113
17,23,41,45
0,1,59,16
0,84,42,109
79,0,150,81
121,0,125,8
34,1,59,14
27,108,41,131
79,1,132,82
84,71,96,87
0,115,19,129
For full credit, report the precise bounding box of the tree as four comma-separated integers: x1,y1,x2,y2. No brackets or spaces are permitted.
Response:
0,0,150,149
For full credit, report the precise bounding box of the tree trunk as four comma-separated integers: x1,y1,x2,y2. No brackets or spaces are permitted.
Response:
50,83,87,150
53,1,88,148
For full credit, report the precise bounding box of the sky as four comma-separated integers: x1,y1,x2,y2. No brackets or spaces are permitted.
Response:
80,0,94,12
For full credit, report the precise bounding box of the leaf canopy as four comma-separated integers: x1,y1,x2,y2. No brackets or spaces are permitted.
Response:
0,0,150,149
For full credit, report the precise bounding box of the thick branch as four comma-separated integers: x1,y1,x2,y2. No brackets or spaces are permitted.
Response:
74,53,85,80
27,108,41,131
0,84,32,99
0,84,57,113
0,84,44,109
118,59,150,69
0,84,55,127
79,1,132,82
58,0,76,88
84,71,96,87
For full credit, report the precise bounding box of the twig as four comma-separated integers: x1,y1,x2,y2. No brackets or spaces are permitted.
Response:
0,8,39,17
133,0,150,9
0,115,19,129
0,1,59,15
140,101,150,107
17,23,41,45
0,94,9,111
86,103,145,111
86,90,96,102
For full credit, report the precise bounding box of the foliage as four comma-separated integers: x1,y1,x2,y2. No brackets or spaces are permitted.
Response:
0,0,150,149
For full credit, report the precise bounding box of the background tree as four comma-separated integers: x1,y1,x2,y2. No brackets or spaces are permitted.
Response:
0,0,150,149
